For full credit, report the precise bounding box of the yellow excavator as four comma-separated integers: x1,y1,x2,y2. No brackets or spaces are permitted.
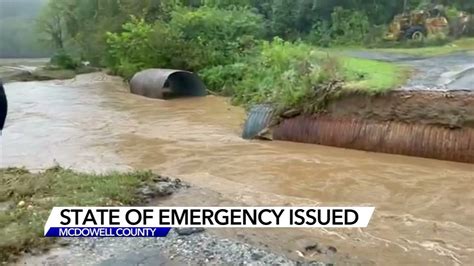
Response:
384,9,447,41
384,5,471,41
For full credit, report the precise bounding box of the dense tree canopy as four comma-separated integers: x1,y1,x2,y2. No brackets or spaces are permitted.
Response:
35,0,474,60
2,0,472,59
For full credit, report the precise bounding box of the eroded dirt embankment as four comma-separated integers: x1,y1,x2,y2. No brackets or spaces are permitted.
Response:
326,90,474,128
271,91,474,163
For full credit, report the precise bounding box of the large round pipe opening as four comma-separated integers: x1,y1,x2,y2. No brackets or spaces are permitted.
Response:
130,69,207,99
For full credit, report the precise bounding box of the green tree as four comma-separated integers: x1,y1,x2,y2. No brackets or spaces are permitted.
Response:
105,6,264,76
106,17,155,79
37,0,69,49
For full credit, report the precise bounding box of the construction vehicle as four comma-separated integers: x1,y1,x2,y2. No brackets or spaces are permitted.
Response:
384,6,451,41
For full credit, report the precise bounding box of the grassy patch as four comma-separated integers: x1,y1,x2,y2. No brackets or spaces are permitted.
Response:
342,57,410,93
0,166,157,262
373,37,474,57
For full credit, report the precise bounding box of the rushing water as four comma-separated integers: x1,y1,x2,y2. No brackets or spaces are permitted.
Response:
1,73,473,265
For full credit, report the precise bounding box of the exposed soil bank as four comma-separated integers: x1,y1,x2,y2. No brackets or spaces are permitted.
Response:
327,90,474,128
265,91,474,163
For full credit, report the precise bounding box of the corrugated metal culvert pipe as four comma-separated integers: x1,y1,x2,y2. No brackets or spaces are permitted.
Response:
242,105,474,163
242,105,275,139
130,69,207,99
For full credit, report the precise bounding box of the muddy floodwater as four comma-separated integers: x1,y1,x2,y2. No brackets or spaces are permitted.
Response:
1,73,473,265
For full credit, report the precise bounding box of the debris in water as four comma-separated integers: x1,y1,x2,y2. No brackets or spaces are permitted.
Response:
255,127,273,141
281,109,301,119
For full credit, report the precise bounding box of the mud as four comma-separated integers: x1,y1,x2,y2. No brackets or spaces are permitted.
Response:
326,90,474,128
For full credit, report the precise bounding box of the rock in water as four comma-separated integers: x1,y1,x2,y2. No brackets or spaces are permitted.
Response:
152,182,176,196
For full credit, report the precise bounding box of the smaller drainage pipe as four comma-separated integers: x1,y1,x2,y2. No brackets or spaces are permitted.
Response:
242,105,274,139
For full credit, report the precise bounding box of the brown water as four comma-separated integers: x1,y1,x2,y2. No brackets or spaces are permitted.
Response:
2,73,473,265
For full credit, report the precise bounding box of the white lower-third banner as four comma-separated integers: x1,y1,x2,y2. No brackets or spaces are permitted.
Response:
44,207,375,237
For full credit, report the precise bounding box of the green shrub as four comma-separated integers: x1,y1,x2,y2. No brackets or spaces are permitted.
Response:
49,50,79,70
203,0,252,8
229,38,342,113
308,7,370,47
307,20,332,47
446,6,461,21
363,25,388,47
106,16,154,79
330,7,370,45
168,6,264,70
200,63,247,96
105,7,264,78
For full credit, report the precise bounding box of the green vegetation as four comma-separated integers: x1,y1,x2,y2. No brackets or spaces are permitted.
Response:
34,0,472,112
36,0,474,59
102,16,409,112
202,39,408,113
0,167,160,262
105,8,263,79
342,57,410,92
49,51,80,70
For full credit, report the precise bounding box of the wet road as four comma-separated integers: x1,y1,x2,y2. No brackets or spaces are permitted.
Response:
348,51,474,91
1,73,473,265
